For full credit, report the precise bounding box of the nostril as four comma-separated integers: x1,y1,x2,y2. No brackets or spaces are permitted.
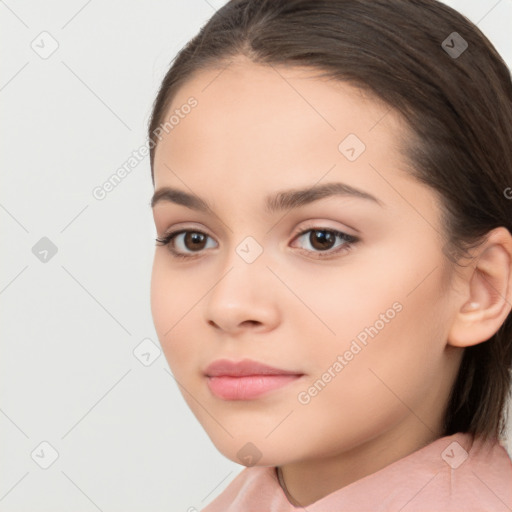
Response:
242,320,260,327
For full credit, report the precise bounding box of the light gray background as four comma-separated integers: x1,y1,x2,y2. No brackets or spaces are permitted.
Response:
1,1,511,511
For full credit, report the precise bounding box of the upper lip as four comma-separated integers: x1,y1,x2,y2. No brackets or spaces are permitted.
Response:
204,358,303,377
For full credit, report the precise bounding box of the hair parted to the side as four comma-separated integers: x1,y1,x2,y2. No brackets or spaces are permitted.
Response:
147,0,512,443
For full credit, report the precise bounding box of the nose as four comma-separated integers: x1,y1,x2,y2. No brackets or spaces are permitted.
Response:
203,257,281,335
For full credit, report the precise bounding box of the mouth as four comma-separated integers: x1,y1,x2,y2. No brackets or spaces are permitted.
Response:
204,358,305,400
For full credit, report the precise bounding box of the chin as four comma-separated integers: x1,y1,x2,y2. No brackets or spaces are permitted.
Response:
208,435,300,468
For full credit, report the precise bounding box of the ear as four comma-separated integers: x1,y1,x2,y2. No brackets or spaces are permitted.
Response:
447,227,512,348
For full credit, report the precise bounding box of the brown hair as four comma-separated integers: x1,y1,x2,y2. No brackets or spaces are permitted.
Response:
148,0,512,443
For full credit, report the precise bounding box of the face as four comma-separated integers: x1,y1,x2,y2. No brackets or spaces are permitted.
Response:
150,58,463,468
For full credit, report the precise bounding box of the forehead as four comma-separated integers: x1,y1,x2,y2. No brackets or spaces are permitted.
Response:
160,59,397,136
152,59,409,200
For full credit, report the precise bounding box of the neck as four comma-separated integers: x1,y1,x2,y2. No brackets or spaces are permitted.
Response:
276,421,443,507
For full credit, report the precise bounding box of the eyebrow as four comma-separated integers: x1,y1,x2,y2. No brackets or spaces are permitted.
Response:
150,182,383,213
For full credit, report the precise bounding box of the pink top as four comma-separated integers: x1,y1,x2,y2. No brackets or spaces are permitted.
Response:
201,432,512,511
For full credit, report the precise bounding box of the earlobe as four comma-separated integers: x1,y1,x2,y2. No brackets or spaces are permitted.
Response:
447,227,512,348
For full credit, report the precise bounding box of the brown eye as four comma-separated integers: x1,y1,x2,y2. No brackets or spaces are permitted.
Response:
292,227,358,258
308,230,337,250
155,229,217,258
183,232,208,251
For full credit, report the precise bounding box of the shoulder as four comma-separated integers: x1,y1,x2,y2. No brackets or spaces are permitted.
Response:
446,433,512,510
403,432,512,511
310,432,512,512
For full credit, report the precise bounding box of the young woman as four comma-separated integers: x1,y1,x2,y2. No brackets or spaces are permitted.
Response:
148,1,512,509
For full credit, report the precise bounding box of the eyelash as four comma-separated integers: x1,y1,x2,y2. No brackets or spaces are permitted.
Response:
155,226,359,260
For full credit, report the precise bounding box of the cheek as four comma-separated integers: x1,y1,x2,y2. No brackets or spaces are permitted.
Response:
150,255,172,333
284,264,400,360
303,246,450,401
277,261,366,333
328,277,447,412
150,254,195,366
292,301,444,456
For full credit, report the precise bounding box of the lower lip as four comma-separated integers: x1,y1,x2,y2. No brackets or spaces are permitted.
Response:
206,374,303,400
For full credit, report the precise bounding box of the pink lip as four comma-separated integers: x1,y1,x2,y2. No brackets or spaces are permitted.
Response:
204,358,301,377
204,359,304,400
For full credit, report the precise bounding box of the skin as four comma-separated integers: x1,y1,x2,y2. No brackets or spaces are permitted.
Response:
150,57,512,507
